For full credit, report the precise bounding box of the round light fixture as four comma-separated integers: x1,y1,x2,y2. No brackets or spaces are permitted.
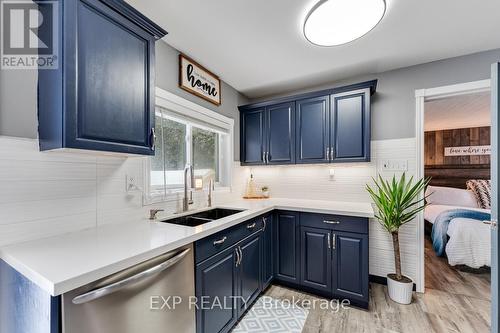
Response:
304,0,386,46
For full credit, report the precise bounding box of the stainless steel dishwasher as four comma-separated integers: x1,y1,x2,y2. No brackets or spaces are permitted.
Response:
61,245,195,333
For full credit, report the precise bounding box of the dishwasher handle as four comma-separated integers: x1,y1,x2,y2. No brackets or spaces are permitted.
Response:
72,248,191,305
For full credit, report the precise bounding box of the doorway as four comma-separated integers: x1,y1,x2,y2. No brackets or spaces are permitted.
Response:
415,80,493,330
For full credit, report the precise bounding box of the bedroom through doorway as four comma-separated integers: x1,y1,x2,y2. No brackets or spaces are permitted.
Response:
419,82,492,330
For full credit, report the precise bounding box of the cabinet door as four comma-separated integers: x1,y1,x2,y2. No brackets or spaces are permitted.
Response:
236,234,262,315
300,227,332,294
332,231,369,305
266,102,295,164
261,214,274,288
274,211,300,284
330,89,370,162
241,109,265,165
296,96,330,163
65,0,156,155
195,246,238,333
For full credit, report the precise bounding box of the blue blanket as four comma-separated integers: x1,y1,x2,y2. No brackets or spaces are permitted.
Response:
431,209,491,256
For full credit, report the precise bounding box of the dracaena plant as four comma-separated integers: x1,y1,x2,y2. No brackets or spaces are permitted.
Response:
366,173,430,281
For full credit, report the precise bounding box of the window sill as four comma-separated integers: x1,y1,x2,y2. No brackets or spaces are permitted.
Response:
143,186,231,206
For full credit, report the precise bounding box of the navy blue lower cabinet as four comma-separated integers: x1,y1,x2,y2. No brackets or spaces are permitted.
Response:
195,246,239,333
274,211,300,284
261,214,274,289
332,231,369,308
0,260,60,333
300,227,332,294
236,233,262,315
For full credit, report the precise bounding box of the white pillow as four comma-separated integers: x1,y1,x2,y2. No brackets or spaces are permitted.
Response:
425,185,479,208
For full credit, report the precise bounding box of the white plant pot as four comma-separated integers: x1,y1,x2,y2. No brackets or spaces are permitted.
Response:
387,274,413,304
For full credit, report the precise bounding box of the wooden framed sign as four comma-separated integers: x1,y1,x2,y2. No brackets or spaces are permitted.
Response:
179,54,221,106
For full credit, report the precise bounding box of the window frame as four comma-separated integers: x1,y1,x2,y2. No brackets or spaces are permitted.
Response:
143,88,234,204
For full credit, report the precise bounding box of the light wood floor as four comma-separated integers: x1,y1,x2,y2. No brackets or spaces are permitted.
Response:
261,239,490,333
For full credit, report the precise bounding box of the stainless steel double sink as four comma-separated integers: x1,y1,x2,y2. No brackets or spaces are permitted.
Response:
160,208,244,227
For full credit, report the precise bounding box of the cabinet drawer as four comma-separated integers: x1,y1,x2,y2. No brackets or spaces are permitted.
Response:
195,218,263,264
300,213,368,234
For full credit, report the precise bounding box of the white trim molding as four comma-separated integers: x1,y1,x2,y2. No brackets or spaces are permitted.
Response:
414,79,491,293
143,88,235,205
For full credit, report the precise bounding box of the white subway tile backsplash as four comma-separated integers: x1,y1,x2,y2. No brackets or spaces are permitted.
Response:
0,136,419,283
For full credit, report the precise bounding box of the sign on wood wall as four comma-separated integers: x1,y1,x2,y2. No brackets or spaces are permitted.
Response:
424,126,490,166
179,54,221,106
444,145,491,156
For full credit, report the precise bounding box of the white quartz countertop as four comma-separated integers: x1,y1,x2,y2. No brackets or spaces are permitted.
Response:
0,198,373,296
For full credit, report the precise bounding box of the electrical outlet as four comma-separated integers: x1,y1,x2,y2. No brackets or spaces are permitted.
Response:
379,159,408,172
126,175,138,192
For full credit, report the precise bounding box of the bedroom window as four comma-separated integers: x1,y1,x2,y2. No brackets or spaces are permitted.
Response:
145,89,234,203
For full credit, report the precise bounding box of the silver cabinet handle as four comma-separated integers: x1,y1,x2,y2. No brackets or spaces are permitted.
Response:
265,152,270,164
323,220,340,224
213,236,227,246
247,222,256,230
72,248,190,305
262,151,266,163
330,147,334,159
326,147,330,160
151,127,156,150
483,219,498,228
262,217,267,231
332,233,336,250
327,232,331,249
238,246,243,265
235,247,241,267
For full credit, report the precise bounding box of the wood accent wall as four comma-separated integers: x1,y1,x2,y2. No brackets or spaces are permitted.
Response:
424,126,490,188
424,126,490,166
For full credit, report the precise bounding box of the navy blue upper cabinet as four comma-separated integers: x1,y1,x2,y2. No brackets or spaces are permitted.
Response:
241,109,265,164
240,102,295,165
239,80,375,165
330,88,371,162
296,96,330,164
266,102,295,164
38,0,167,155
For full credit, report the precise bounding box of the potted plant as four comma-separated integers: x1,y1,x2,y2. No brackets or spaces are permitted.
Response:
366,173,430,304
261,186,270,198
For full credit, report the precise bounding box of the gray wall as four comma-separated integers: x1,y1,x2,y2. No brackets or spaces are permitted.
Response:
0,40,248,160
2,42,499,158
155,42,248,160
250,49,500,141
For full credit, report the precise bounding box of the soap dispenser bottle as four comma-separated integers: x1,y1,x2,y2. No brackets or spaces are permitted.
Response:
245,174,257,198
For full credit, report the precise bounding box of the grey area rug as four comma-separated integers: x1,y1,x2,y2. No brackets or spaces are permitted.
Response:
232,296,308,333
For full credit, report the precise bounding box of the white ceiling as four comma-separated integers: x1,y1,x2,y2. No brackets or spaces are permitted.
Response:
127,0,500,98
424,92,491,132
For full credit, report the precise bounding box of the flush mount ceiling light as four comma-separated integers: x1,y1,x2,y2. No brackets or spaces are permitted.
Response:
304,0,386,46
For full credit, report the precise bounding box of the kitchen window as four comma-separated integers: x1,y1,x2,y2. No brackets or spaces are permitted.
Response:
145,89,233,203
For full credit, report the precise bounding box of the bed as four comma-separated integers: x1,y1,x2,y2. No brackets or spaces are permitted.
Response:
424,185,491,268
